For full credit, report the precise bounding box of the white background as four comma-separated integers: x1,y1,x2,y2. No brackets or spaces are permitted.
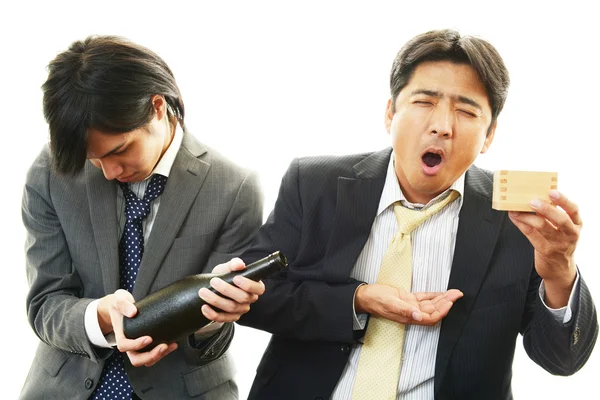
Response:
1,1,598,398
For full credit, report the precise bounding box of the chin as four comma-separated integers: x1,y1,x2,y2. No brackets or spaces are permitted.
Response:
415,181,446,196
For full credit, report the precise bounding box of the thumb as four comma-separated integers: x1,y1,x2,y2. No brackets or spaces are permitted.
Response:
212,257,246,273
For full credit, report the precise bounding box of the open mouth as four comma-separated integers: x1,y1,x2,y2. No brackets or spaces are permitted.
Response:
421,149,444,175
422,152,442,168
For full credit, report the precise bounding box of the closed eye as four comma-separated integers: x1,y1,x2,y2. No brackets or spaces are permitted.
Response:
114,147,128,155
458,109,477,117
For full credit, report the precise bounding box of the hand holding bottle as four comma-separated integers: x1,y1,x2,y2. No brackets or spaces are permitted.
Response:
123,251,286,352
198,257,266,323
100,289,178,367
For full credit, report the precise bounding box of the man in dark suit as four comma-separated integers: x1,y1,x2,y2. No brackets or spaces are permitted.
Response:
21,36,265,399
235,29,598,399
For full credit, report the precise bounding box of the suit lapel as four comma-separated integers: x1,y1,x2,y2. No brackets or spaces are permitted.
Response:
86,162,120,294
322,149,391,282
133,134,210,299
434,165,505,395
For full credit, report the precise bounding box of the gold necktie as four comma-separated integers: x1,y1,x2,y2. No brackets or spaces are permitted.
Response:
351,190,459,400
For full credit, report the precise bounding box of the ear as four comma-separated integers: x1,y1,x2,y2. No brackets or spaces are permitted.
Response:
480,121,497,154
384,99,394,134
151,95,167,121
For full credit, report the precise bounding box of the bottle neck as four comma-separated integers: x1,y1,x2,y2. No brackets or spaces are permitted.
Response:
226,251,288,282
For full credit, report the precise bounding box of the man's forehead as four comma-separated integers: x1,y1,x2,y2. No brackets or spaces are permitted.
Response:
402,62,489,104
86,130,128,158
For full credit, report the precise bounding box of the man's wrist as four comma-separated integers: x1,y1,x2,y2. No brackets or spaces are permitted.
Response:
96,296,114,335
85,299,114,348
354,284,368,314
352,284,368,330
543,268,577,308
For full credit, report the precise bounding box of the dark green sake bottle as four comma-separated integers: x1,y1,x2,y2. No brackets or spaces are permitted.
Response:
123,251,287,350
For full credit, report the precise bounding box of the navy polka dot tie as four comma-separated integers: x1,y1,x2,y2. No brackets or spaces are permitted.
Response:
91,174,168,400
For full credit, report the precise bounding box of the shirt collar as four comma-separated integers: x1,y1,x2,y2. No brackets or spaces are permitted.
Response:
377,153,465,215
145,122,183,180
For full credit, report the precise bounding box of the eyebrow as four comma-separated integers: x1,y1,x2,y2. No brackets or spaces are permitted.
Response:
411,90,483,111
89,141,127,159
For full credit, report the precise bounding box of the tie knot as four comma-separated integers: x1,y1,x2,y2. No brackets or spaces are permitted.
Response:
144,174,168,202
119,174,168,222
393,190,459,234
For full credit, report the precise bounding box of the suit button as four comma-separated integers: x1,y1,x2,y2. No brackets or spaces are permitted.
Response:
84,378,94,390
315,398,323,400
341,345,350,354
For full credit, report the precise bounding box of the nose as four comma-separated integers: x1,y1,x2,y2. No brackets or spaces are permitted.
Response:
97,159,124,180
429,104,453,138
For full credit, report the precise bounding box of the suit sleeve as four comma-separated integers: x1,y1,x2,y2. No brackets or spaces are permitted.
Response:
22,149,109,362
186,170,264,357
521,266,598,375
204,170,264,268
238,159,363,343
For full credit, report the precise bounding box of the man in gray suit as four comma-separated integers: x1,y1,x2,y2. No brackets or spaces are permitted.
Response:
21,36,264,399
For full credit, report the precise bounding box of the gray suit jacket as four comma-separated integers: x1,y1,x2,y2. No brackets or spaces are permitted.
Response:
21,133,263,399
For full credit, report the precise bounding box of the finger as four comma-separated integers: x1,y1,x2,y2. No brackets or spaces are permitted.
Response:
211,257,246,274
201,304,244,323
198,286,250,313
428,294,452,309
417,299,437,314
112,313,150,350
387,298,421,321
108,302,125,339
110,305,150,350
528,198,578,236
110,301,136,340
509,211,550,232
416,291,462,324
117,336,153,353
114,296,138,319
443,289,464,303
428,301,454,321
201,304,220,321
413,290,462,304
421,291,459,309
418,299,455,325
209,278,258,304
508,212,551,248
109,304,152,350
549,190,582,226
413,292,444,302
144,343,178,367
127,343,170,367
113,288,134,298
419,294,452,315
232,276,266,296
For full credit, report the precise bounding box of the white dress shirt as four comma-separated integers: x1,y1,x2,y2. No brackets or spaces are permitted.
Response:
331,156,579,399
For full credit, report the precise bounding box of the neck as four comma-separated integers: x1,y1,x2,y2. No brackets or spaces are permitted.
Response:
394,164,442,204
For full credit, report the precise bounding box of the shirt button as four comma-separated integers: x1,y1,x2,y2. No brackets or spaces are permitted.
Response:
341,345,350,354
84,378,94,390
